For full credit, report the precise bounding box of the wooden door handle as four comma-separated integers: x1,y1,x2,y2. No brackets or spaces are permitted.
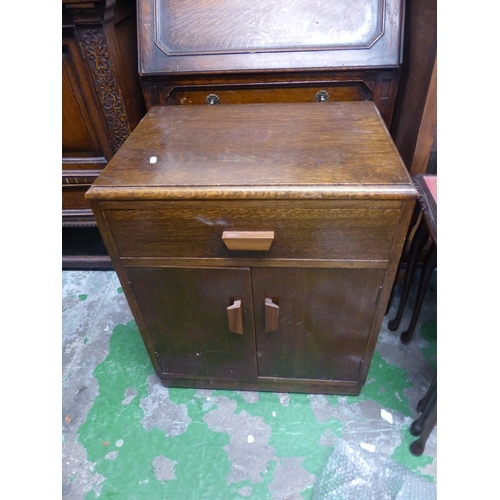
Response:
265,298,279,332
227,300,243,334
222,231,274,251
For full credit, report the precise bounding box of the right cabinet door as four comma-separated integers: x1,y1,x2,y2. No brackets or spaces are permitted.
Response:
252,267,386,382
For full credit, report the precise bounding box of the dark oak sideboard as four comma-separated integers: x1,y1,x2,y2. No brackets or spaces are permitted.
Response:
86,102,417,395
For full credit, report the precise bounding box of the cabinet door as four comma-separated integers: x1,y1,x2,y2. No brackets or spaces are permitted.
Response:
125,266,258,381
62,29,114,216
252,267,385,382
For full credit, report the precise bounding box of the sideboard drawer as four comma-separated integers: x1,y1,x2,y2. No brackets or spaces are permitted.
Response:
105,205,401,260
169,84,370,106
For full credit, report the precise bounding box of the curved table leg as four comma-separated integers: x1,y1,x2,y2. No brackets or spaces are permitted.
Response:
385,204,421,315
400,243,437,344
410,397,437,457
417,373,437,414
388,218,430,331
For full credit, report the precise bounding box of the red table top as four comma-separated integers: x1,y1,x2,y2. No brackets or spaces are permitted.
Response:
413,174,437,246
423,175,437,204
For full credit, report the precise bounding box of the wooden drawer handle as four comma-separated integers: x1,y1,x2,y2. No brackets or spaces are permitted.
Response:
265,298,279,332
222,231,274,251
227,300,243,334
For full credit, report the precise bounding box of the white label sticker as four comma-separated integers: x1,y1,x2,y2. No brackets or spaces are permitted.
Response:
380,409,394,424
360,442,375,453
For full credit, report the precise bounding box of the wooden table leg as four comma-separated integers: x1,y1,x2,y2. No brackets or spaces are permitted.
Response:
386,204,421,314
417,373,437,414
388,217,430,332
409,374,437,457
400,243,436,344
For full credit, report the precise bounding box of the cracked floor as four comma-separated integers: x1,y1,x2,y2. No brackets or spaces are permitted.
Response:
62,269,437,499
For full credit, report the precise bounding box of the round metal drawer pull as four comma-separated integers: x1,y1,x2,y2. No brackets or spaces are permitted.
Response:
206,94,220,105
315,90,329,102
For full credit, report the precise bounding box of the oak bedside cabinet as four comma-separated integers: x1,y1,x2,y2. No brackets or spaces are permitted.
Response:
86,101,417,395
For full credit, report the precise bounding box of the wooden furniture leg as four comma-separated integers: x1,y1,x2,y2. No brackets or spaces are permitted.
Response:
385,204,421,314
400,243,437,344
416,373,437,414
409,374,437,457
410,402,436,457
388,217,430,331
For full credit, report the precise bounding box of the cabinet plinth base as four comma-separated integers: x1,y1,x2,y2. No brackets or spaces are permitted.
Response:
158,374,362,396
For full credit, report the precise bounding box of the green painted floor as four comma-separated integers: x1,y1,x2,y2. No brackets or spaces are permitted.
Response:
62,270,437,499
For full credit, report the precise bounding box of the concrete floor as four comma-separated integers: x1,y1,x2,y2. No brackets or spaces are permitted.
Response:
62,269,437,499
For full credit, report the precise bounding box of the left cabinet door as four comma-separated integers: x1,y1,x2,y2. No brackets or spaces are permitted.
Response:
125,266,258,381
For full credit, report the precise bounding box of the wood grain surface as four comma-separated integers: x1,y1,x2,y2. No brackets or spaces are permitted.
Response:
88,102,413,198
87,101,417,394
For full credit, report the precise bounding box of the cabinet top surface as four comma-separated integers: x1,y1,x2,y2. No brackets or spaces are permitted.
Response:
89,102,416,200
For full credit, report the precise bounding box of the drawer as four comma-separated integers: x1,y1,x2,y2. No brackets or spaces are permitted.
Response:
62,185,92,211
169,84,370,106
104,205,401,260
63,170,102,210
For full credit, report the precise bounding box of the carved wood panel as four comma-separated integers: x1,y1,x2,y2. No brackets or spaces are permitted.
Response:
79,27,131,151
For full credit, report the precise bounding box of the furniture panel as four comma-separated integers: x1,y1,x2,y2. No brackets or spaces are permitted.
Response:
253,267,386,381
140,70,400,124
62,54,105,157
167,83,371,106
104,205,400,260
124,265,386,385
88,103,413,188
62,0,147,266
138,0,403,73
125,266,258,381
62,27,113,219
390,0,437,172
137,0,404,127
